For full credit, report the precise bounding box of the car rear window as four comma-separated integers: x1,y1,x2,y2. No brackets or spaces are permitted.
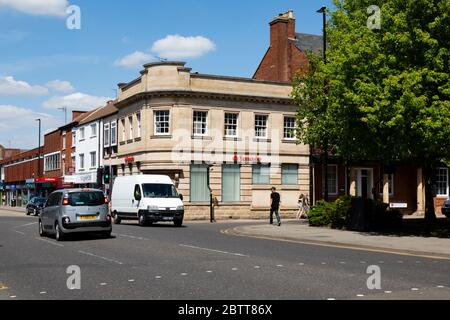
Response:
68,192,105,207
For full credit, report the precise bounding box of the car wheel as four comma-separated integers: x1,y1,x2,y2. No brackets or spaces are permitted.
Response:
174,220,183,228
33,208,37,216
55,223,65,242
26,208,30,216
38,219,45,237
138,213,146,226
113,212,121,225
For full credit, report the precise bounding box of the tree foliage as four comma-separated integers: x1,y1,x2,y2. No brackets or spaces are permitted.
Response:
293,0,450,219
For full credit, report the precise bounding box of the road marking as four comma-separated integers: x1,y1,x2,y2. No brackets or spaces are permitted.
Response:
339,262,346,264
128,279,135,282
179,244,249,257
222,228,450,260
254,266,260,269
437,285,445,288
206,271,213,273
379,261,384,264
276,265,283,267
327,298,336,300
411,288,419,291
100,283,107,286
116,233,150,241
356,294,365,297
35,237,64,247
10,295,16,299
40,291,47,294
78,250,123,265
299,263,305,266
384,291,392,294
181,273,188,276
13,230,25,235
155,276,162,279
14,222,38,228
232,268,238,271
321,262,326,265
360,261,367,264
398,261,404,264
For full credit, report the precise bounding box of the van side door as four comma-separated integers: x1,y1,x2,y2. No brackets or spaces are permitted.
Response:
132,184,142,217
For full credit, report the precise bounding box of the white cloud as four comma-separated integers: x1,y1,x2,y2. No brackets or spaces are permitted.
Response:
0,105,57,133
0,0,69,17
46,80,74,93
42,92,112,111
114,51,155,68
0,76,48,96
151,35,216,60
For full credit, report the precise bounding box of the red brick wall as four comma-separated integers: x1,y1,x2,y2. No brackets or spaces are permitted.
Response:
3,148,42,183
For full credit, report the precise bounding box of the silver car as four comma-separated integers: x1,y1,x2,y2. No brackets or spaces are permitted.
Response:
39,189,112,241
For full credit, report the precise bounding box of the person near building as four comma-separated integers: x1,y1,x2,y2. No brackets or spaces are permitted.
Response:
270,187,281,226
297,193,310,220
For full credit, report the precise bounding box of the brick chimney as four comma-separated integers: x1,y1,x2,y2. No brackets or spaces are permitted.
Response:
72,110,87,121
253,10,310,83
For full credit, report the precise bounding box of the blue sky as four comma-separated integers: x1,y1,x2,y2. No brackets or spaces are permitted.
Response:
0,0,333,149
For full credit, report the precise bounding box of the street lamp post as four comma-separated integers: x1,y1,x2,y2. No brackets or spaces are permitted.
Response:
35,119,41,178
317,6,329,202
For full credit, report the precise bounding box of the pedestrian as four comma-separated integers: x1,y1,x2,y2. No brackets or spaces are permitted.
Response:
297,194,310,219
270,187,281,226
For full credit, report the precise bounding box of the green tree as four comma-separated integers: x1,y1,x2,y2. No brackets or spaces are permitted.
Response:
292,0,450,220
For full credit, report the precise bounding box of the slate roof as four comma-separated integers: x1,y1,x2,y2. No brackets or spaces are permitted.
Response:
294,33,324,54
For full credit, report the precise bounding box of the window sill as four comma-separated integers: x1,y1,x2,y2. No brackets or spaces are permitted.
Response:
151,135,173,139
134,137,142,142
191,135,213,141
253,138,271,143
252,185,273,190
119,141,126,146
126,139,133,144
281,185,300,190
223,137,242,141
282,139,297,144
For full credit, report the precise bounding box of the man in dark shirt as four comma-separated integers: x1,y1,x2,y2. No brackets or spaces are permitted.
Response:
270,187,281,226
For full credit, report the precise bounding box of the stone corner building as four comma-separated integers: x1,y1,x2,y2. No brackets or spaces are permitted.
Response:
111,61,310,220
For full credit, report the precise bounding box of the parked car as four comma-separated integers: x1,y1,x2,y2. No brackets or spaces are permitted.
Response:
26,197,46,216
441,199,450,218
39,189,112,241
111,175,184,227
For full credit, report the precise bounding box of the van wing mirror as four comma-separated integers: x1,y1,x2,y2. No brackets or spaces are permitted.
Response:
179,194,184,201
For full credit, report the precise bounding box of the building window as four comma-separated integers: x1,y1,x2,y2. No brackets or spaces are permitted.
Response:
282,164,298,185
121,119,126,142
190,164,209,202
136,113,141,138
193,111,208,136
128,116,133,140
44,153,60,172
155,110,170,135
284,117,296,140
79,154,85,170
224,113,238,137
255,115,268,138
79,127,85,140
72,130,76,146
90,123,97,138
104,123,110,147
252,164,270,185
379,173,394,196
327,165,338,196
222,164,240,202
62,134,66,149
71,156,76,171
90,152,96,168
111,121,117,146
435,168,449,196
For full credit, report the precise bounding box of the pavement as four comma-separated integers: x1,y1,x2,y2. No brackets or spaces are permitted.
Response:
225,220,450,260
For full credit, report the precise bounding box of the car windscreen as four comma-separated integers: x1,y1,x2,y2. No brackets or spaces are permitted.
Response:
142,184,179,198
68,192,105,207
35,198,46,205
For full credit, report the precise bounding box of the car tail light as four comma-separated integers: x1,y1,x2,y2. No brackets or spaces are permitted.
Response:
104,196,109,204
62,197,69,205
105,215,112,222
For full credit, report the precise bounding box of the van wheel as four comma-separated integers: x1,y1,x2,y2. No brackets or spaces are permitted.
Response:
55,223,65,242
174,220,183,228
113,212,121,225
138,213,146,226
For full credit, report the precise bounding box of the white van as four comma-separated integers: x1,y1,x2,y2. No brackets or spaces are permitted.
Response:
111,175,184,227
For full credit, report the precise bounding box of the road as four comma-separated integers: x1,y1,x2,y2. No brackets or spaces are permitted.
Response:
1,210,449,300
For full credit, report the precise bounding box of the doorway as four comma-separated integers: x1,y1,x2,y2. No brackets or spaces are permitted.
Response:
356,168,374,199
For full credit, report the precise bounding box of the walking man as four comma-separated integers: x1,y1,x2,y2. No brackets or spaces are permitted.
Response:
270,187,281,226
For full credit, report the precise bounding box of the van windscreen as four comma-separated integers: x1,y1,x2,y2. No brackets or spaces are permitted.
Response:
69,192,105,207
142,184,179,198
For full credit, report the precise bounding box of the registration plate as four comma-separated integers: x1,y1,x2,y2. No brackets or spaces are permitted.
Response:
162,217,174,221
79,215,97,220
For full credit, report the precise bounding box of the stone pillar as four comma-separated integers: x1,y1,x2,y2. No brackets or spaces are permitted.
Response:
349,168,357,197
383,174,390,204
416,168,425,215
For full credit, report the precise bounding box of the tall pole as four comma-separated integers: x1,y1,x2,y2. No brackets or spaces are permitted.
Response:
36,119,41,178
317,6,329,201
58,106,67,124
